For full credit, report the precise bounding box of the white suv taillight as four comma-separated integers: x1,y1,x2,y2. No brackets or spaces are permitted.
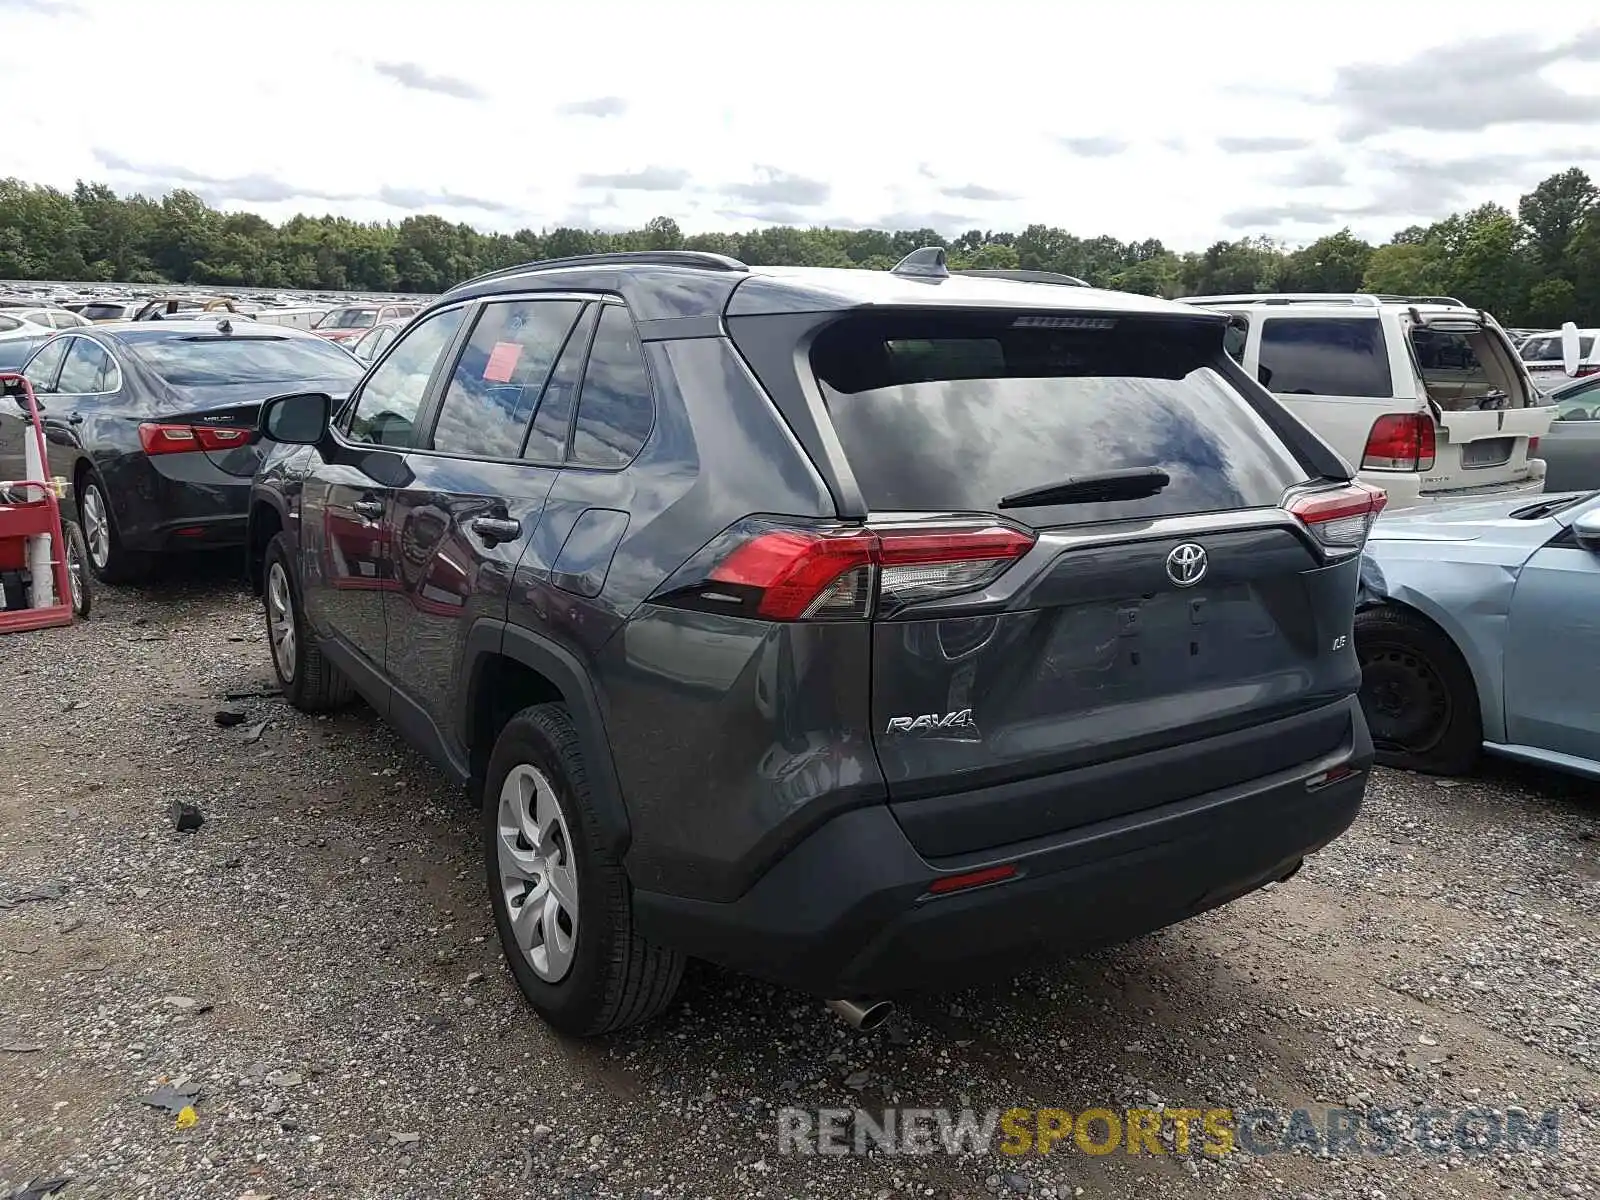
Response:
1286,482,1388,549
656,520,1037,621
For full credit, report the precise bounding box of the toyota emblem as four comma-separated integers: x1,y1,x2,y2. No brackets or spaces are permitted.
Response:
1166,543,1208,587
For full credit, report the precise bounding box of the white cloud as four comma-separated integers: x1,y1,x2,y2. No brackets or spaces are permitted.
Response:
3,0,1598,249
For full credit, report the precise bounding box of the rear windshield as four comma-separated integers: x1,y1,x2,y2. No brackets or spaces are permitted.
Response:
78,303,127,321
125,334,364,387
317,307,377,330
1521,334,1596,362
811,314,1310,528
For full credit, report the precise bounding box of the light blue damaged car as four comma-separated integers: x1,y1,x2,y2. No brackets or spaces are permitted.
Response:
1355,488,1600,780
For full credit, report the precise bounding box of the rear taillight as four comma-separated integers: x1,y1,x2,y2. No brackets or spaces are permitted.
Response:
1529,437,1541,457
1287,482,1388,549
138,422,251,455
1361,414,1435,472
1577,364,1599,378
661,520,1036,621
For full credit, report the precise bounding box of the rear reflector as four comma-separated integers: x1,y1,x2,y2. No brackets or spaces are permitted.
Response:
925,863,1018,895
672,521,1037,621
1361,413,1435,472
139,422,252,455
1286,482,1388,549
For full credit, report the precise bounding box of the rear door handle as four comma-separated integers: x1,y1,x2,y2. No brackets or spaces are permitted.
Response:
352,499,385,520
469,515,521,545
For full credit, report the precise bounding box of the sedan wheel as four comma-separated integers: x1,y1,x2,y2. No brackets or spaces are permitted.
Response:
80,484,111,571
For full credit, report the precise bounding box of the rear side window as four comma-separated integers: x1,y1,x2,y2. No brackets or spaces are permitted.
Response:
569,305,654,468
56,338,117,393
0,315,19,332
812,313,1310,528
1257,318,1392,398
523,304,597,464
431,299,582,459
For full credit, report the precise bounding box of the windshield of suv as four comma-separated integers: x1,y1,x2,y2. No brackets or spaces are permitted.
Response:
811,313,1310,528
316,307,377,330
125,333,365,387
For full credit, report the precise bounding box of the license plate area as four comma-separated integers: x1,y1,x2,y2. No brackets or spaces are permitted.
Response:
1462,437,1513,468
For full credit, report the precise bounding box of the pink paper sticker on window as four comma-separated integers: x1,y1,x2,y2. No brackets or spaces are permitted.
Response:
484,341,522,383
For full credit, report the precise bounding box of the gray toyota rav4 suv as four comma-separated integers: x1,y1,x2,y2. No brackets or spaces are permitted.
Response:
247,248,1379,1037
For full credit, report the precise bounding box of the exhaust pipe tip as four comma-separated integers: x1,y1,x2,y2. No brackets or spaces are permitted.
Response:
826,997,895,1031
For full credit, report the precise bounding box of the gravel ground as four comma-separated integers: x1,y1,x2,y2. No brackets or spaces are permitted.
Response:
1,561,1596,1200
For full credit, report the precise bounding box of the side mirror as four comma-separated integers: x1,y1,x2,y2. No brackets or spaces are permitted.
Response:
1573,509,1600,551
259,391,332,445
1561,321,1582,378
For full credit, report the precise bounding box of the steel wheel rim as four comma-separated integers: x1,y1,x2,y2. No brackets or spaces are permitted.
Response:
1361,644,1451,754
265,561,297,683
496,764,579,983
82,487,110,569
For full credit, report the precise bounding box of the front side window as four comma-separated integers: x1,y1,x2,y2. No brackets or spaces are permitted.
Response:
432,299,583,459
23,338,70,393
569,305,654,468
345,307,466,448
1257,317,1392,398
56,338,117,393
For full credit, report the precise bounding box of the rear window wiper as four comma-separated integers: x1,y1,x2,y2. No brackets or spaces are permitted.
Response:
998,466,1171,509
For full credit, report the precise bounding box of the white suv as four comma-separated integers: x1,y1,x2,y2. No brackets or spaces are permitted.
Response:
1178,293,1555,509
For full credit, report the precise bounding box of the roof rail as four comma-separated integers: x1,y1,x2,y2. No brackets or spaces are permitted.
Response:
1176,293,1383,308
449,250,749,293
953,269,1090,287
1371,294,1467,307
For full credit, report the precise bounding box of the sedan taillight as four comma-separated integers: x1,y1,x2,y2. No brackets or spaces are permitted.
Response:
138,422,251,455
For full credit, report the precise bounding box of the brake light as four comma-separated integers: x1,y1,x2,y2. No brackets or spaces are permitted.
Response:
139,422,251,455
1529,437,1541,457
668,521,1037,621
1287,482,1388,549
1361,414,1435,472
1577,364,1599,377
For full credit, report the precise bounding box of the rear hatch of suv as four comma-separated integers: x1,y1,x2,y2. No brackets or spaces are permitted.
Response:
1403,310,1554,497
803,308,1377,858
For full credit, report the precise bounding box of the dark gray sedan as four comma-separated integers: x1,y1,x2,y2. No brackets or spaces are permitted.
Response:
0,319,364,583
1540,373,1600,492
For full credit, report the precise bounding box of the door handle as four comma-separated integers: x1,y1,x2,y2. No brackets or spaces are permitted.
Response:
352,499,385,520
469,515,521,545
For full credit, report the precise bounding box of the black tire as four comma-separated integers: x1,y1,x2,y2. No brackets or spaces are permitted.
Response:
61,518,93,619
262,531,354,712
484,703,683,1038
77,475,151,585
1356,604,1481,776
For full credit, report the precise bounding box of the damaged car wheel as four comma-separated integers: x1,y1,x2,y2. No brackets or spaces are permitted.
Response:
1356,605,1481,777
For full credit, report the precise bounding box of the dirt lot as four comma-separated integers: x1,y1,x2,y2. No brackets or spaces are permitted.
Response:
1,563,1596,1200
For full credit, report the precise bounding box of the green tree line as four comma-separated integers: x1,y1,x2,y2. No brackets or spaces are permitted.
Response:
2,168,1597,326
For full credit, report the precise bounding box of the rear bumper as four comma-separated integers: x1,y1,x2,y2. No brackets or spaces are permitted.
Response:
632,696,1372,996
102,453,252,552
1365,464,1546,510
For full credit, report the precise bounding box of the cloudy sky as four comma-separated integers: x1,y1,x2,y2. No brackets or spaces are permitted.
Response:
4,0,1599,250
